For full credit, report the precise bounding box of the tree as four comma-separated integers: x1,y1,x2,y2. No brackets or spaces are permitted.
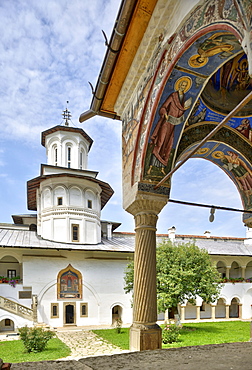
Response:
124,240,222,313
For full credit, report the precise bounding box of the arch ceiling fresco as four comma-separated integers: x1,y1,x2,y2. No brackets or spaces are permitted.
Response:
121,0,252,222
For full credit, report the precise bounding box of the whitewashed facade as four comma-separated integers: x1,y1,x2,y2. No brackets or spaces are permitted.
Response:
0,115,134,331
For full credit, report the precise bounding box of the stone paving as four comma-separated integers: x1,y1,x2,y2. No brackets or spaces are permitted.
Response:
56,328,129,360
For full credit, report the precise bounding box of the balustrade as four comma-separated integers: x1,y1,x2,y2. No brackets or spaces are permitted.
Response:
0,296,33,320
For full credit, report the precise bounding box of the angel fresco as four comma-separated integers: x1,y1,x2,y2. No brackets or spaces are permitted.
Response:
147,76,192,175
188,32,240,68
218,150,252,202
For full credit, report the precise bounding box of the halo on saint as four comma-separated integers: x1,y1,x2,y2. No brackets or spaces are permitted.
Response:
174,76,192,93
196,147,209,155
188,54,208,68
212,150,224,159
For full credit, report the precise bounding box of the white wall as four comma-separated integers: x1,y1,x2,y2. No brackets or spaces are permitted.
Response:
22,252,132,327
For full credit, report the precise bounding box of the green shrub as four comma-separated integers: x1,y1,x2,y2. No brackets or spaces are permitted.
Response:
162,323,181,344
114,318,122,334
18,326,55,353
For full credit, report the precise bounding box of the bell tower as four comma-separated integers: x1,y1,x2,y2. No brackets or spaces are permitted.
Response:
27,106,113,244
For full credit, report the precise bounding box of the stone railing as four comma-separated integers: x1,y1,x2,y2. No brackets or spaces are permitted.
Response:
0,296,33,321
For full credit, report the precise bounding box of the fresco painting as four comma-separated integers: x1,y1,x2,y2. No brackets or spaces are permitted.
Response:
128,0,252,191
147,77,192,176
143,30,243,182
178,141,252,210
58,267,82,299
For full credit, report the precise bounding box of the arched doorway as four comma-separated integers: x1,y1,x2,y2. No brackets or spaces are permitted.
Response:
229,298,239,318
64,303,76,325
112,305,122,325
0,318,14,332
216,298,226,319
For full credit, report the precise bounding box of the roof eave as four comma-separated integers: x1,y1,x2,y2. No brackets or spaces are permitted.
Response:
79,0,138,123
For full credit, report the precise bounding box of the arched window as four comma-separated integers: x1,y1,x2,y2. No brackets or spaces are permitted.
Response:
67,147,71,168
55,147,58,166
217,261,226,278
230,261,241,279
57,264,82,299
29,224,37,232
80,150,83,169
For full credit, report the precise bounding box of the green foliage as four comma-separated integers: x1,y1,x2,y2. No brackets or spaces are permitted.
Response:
123,261,134,294
18,326,56,353
115,318,122,333
0,338,71,363
124,240,222,312
162,323,181,344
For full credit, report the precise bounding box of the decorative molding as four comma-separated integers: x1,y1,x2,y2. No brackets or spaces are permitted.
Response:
138,182,170,196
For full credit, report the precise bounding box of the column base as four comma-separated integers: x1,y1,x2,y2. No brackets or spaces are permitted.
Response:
130,323,162,351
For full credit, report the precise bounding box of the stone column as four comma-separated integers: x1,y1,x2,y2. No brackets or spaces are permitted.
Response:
126,196,167,351
211,305,216,320
196,306,201,321
241,267,246,279
238,304,242,319
226,267,230,279
225,304,230,319
32,294,38,324
180,305,185,322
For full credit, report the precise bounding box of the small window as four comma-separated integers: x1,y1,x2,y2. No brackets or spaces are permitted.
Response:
80,303,88,317
87,200,92,209
8,270,16,278
5,319,11,326
67,147,71,168
80,151,83,169
72,225,79,242
19,291,32,299
55,147,58,166
51,303,59,318
58,197,63,206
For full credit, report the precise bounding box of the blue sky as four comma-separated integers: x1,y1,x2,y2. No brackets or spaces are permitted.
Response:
0,0,246,237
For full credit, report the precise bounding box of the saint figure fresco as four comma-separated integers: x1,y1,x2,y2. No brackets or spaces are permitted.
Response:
147,76,192,175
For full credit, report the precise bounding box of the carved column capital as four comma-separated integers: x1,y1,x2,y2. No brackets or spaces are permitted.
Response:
126,193,168,217
244,218,252,228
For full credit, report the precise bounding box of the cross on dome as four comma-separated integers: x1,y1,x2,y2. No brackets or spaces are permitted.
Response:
62,101,72,126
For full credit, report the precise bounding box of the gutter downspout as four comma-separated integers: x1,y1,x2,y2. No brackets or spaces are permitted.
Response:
79,0,138,123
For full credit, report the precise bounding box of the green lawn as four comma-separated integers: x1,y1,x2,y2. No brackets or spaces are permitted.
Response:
93,321,250,350
93,328,130,350
0,337,71,363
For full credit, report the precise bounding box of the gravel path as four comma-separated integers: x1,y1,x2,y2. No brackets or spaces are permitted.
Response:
56,329,129,360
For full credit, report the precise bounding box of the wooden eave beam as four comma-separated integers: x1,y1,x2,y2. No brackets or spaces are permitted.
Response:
79,0,158,123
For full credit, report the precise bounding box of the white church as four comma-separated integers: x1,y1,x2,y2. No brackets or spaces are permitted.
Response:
0,110,134,332
1,110,252,332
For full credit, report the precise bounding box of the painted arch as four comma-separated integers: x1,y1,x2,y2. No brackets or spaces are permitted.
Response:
124,1,252,220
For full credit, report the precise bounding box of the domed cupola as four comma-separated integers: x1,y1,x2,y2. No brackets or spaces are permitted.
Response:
41,107,93,170
27,106,114,244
